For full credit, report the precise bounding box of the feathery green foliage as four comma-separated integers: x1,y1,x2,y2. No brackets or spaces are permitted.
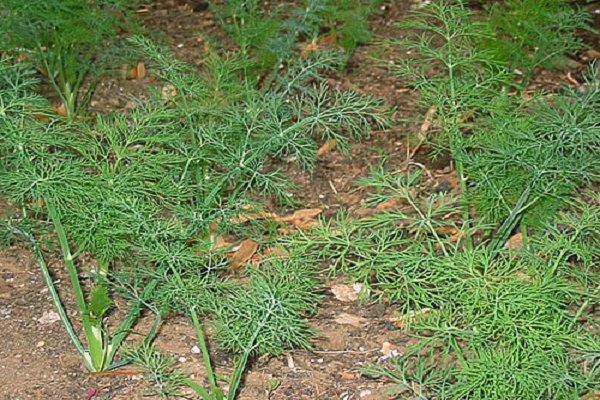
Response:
0,22,388,378
209,0,383,68
0,0,139,120
283,1,599,398
475,0,591,86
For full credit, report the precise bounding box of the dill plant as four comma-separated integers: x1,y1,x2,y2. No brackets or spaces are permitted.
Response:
209,0,383,69
390,0,598,250
391,0,509,249
113,222,319,399
286,170,600,399
474,0,591,88
0,0,138,120
0,25,388,379
467,64,600,252
281,1,599,397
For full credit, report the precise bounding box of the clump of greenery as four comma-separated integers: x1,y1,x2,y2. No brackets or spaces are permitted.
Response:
392,0,510,248
391,0,598,251
281,1,599,398
475,0,591,87
124,257,318,399
209,0,383,69
287,172,599,398
467,68,600,252
0,25,388,376
358,191,600,399
0,0,138,120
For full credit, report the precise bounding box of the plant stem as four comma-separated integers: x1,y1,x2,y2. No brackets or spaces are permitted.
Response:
190,309,224,400
0,221,90,368
107,279,161,370
489,186,533,255
442,11,473,250
46,200,105,371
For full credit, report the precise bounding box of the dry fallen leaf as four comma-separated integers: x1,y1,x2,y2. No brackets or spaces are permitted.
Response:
233,211,280,224
52,103,67,117
334,312,369,328
300,40,320,58
229,239,259,269
279,208,322,223
330,283,363,302
340,372,357,380
31,113,50,123
38,310,60,326
379,341,402,361
390,308,431,329
583,49,600,60
136,62,146,79
434,227,459,235
505,232,524,252
291,208,323,220
213,235,232,250
162,84,178,102
316,140,338,156
319,33,337,46
420,106,437,139
375,197,408,211
261,246,288,259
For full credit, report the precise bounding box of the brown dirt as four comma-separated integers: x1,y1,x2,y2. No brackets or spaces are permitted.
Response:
1,1,598,399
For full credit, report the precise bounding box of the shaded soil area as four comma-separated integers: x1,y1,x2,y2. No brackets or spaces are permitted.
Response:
1,1,599,399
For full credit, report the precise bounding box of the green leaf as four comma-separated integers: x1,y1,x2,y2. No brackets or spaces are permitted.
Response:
89,285,112,321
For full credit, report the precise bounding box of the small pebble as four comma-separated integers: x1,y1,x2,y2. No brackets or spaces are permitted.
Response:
191,346,200,354
178,356,187,363
36,341,45,348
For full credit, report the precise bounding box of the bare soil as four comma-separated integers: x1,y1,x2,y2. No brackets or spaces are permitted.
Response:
1,1,598,399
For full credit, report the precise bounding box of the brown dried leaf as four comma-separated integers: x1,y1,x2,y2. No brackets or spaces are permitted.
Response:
214,235,232,250
290,208,323,220
318,33,337,46
316,140,337,156
330,283,362,302
300,40,319,58
334,313,368,328
136,62,146,79
505,232,524,252
162,84,178,102
233,211,280,224
340,372,357,380
292,220,320,230
419,106,437,140
261,246,288,259
584,49,600,60
340,193,361,206
434,227,459,235
53,104,67,117
31,113,50,123
375,197,407,211
230,239,259,269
